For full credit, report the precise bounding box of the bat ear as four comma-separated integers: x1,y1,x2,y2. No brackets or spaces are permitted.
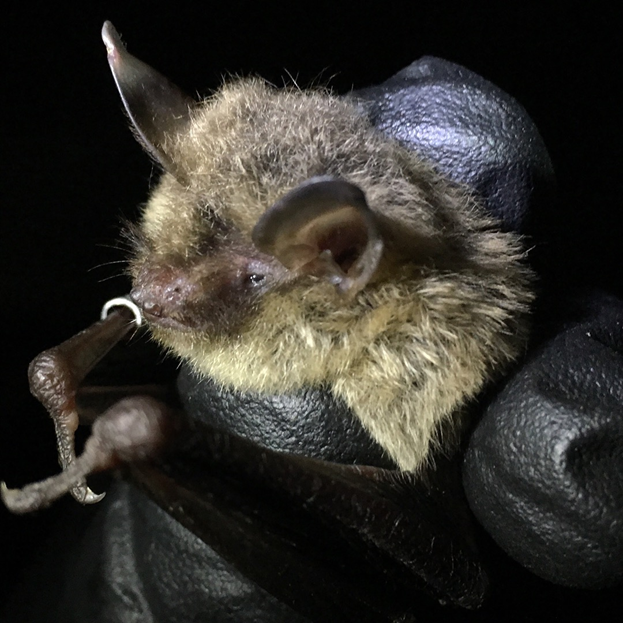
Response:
102,21,194,179
252,177,384,297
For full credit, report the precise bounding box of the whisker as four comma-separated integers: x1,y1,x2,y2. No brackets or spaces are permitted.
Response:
95,241,132,252
96,274,128,284
87,260,129,273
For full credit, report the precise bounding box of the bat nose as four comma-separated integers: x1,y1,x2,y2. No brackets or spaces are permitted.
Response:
130,264,200,322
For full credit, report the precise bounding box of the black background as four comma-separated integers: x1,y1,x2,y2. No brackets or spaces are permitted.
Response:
2,2,622,619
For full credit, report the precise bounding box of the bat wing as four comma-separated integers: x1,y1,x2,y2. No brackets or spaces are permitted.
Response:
124,411,488,622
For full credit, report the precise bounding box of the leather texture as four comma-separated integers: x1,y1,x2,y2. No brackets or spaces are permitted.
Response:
354,56,555,232
464,293,623,588
177,366,394,467
3,481,308,623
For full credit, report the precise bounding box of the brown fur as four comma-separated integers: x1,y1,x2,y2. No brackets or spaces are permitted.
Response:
130,79,533,472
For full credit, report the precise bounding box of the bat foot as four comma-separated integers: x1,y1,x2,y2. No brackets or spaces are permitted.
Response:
1,479,72,515
0,443,106,514
0,473,106,515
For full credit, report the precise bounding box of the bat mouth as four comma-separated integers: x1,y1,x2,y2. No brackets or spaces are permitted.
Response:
128,293,198,332
140,311,196,332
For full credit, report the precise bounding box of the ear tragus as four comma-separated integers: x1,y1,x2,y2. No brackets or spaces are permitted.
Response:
252,177,384,297
102,21,195,180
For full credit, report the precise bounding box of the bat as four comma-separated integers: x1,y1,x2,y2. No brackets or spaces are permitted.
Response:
2,21,536,620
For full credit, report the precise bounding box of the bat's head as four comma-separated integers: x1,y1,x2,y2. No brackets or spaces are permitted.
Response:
103,22,533,470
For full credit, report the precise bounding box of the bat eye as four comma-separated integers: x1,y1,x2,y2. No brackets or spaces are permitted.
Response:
246,273,266,286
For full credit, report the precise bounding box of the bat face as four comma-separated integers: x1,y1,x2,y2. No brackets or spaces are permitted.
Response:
106,23,533,472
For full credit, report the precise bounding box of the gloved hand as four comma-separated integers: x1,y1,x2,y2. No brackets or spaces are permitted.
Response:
464,292,623,588
354,55,555,232
359,56,622,590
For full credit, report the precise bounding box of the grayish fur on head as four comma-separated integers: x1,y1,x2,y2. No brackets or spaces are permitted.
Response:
132,78,533,472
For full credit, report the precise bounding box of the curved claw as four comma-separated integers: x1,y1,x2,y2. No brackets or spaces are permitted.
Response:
101,296,143,326
70,481,106,505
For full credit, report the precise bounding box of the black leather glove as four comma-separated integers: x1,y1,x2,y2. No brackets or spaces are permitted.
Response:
360,57,622,590
464,292,623,588
354,56,555,232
